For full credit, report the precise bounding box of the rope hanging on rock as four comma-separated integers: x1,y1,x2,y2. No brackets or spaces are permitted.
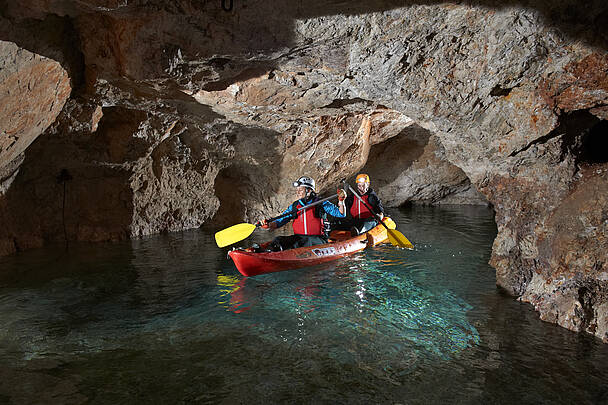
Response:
57,169,72,250
221,0,233,12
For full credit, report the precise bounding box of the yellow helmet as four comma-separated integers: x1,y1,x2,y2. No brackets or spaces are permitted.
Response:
356,173,370,184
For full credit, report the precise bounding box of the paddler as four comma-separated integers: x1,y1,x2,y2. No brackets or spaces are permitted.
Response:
334,173,385,235
257,176,347,252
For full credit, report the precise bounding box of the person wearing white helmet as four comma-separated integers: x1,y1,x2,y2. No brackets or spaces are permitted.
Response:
334,173,385,235
258,176,347,251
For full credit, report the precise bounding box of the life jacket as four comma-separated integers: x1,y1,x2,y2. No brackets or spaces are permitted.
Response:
350,194,374,219
292,199,323,235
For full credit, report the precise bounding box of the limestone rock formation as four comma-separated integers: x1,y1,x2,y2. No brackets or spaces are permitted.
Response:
0,0,607,341
0,40,71,191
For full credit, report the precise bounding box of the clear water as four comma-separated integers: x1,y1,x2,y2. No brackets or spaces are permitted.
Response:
1,205,607,404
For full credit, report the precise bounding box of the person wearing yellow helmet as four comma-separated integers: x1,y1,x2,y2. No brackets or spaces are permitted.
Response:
336,173,385,235
257,176,346,251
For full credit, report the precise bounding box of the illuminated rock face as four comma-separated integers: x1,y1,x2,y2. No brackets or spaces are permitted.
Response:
0,1,607,341
0,41,71,190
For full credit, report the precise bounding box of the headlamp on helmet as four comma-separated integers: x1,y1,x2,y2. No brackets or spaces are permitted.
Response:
356,173,370,184
293,176,315,191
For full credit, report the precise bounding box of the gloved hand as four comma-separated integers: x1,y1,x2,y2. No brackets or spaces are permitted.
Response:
337,188,346,201
259,219,270,229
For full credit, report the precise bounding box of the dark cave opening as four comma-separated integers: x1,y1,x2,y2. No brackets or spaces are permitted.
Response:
552,110,607,166
580,119,608,164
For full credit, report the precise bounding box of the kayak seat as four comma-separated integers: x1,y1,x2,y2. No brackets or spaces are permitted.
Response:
328,230,351,240
252,242,276,253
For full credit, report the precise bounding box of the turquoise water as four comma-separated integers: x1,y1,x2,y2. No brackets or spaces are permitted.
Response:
1,205,607,404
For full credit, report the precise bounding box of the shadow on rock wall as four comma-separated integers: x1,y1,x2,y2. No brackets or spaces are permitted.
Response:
363,125,429,187
0,132,134,255
212,127,284,228
0,13,84,89
359,124,488,206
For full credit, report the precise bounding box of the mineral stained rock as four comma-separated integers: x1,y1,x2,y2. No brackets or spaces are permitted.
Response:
0,1,607,341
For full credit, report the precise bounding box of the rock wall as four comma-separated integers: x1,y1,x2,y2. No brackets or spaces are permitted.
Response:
0,40,71,189
0,1,607,341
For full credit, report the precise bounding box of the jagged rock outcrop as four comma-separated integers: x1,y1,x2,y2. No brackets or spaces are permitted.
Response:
0,1,607,341
0,40,71,189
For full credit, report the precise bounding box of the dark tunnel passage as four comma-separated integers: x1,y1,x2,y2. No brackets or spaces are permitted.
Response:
581,119,608,164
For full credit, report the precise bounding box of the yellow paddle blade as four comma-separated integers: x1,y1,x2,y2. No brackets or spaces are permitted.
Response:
215,223,257,248
387,229,414,249
383,217,397,230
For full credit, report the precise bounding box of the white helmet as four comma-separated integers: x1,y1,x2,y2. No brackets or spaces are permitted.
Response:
293,176,315,191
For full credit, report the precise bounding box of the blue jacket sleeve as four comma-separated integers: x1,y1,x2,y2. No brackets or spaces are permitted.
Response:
321,201,345,218
272,203,297,228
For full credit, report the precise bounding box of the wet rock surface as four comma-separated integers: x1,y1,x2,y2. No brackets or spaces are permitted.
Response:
0,0,607,341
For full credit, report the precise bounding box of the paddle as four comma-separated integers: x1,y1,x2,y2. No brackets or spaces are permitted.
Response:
345,182,414,249
214,194,338,248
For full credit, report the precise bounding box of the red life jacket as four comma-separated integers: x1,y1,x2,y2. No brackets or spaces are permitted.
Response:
350,194,374,219
292,200,323,235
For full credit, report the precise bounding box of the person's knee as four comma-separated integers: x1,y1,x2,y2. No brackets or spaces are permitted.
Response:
268,237,286,252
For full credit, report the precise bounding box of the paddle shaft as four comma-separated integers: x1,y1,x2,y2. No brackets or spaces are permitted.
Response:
215,194,340,248
264,194,338,225
345,181,413,249
345,184,391,232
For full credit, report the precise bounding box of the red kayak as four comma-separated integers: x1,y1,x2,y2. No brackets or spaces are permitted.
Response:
228,218,395,277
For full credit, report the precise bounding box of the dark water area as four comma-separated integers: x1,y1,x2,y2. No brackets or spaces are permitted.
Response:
1,205,607,404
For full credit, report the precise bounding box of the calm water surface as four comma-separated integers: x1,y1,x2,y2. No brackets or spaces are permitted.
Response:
1,205,607,404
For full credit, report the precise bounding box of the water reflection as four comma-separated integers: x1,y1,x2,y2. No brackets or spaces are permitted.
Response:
214,248,479,362
217,274,252,313
128,233,224,315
